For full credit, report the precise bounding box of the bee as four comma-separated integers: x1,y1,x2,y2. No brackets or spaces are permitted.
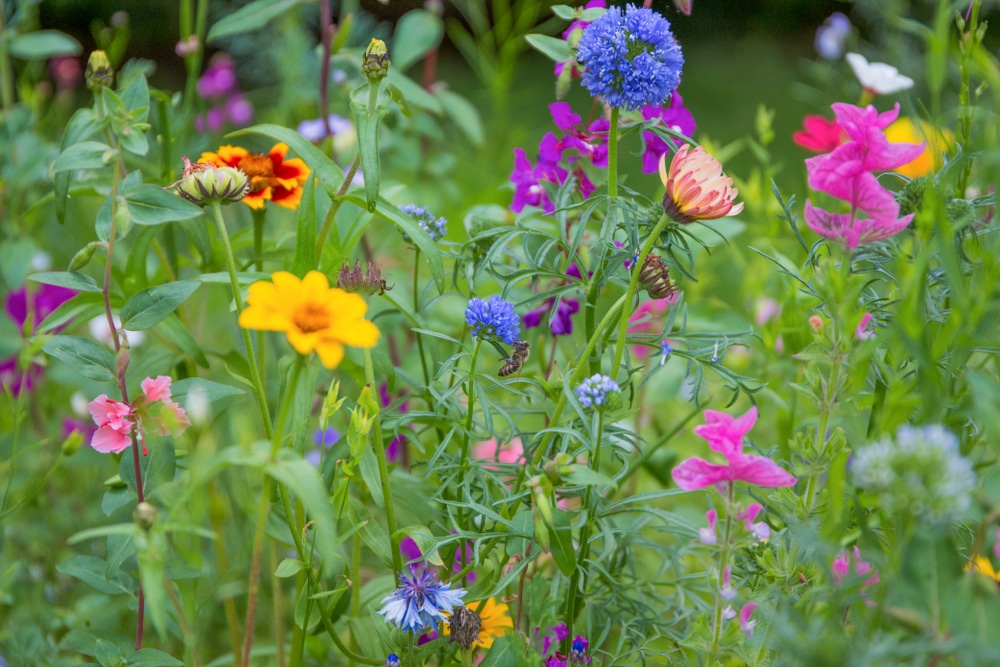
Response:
498,340,530,377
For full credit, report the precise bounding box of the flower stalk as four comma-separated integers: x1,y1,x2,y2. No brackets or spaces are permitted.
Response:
364,347,403,576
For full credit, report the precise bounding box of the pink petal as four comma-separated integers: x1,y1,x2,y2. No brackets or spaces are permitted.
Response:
804,201,862,249
671,457,732,490
693,406,757,458
91,425,132,454
141,375,173,403
730,454,797,487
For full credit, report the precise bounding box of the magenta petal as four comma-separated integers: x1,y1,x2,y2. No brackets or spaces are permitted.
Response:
671,457,732,490
693,406,757,457
804,201,861,249
730,455,797,487
549,102,581,132
855,213,914,245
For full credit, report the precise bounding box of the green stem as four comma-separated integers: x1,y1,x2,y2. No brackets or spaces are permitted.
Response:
610,215,672,377
209,201,274,440
364,347,403,576
459,338,484,476
608,107,619,199
315,154,361,263
413,250,431,388
706,482,736,665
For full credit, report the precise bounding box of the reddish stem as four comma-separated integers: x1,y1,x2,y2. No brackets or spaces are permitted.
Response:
319,0,333,139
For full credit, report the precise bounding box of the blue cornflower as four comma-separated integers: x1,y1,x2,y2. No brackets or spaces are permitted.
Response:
575,374,620,409
466,296,521,345
577,5,684,111
385,655,400,667
378,569,467,634
400,204,448,242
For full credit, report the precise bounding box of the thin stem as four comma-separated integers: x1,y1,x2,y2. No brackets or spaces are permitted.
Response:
607,107,620,199
459,339,484,477
364,347,403,576
208,480,243,665
271,541,286,667
240,478,272,667
164,576,203,667
315,154,361,262
706,483,736,665
413,250,431,388
208,201,274,440
319,0,333,139
610,215,672,377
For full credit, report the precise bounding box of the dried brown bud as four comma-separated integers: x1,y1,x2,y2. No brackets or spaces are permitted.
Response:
337,260,392,296
448,605,483,650
638,254,676,300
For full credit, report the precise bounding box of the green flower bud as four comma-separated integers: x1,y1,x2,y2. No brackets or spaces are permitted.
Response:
362,38,391,84
68,242,104,272
61,431,84,456
946,198,974,225
85,50,114,90
133,502,157,531
172,157,249,206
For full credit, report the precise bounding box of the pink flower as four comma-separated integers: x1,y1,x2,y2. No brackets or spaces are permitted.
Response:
739,602,757,638
473,437,525,468
628,298,675,359
139,375,190,436
698,509,717,545
736,503,771,540
87,395,134,454
793,115,845,153
855,313,875,341
832,545,880,588
141,375,173,403
804,103,924,249
671,407,797,490
720,565,737,600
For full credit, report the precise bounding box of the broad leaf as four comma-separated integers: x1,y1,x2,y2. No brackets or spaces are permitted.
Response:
124,185,202,225
207,0,304,41
30,271,101,293
120,280,200,330
51,141,113,172
42,335,116,382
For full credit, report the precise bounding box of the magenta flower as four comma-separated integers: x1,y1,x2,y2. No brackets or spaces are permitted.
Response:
379,383,410,462
739,602,757,638
698,509,717,545
640,92,697,173
855,313,875,341
671,407,797,490
832,545,880,588
1,283,76,395
804,103,924,249
524,297,580,336
736,503,771,540
510,148,566,214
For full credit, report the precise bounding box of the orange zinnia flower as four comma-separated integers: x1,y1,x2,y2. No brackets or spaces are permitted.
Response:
200,143,310,210
659,145,743,223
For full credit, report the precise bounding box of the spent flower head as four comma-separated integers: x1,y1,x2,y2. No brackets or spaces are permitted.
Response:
575,374,620,410
852,424,975,525
377,569,466,634
466,296,521,345
577,5,684,111
400,204,448,242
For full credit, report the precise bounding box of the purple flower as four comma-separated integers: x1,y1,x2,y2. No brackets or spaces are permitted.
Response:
197,57,237,98
510,148,566,214
640,92,696,174
739,603,757,638
815,12,851,60
2,283,76,396
523,297,580,337
306,426,342,467
297,113,353,142
379,383,409,463
195,55,255,131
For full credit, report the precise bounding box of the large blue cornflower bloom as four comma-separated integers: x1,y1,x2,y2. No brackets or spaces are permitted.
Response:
577,5,684,111
400,204,448,242
575,374,620,409
466,296,521,345
378,569,466,634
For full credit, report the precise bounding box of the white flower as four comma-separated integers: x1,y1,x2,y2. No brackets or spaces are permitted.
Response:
89,315,145,348
845,52,914,95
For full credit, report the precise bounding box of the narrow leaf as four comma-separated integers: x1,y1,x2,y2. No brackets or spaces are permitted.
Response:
120,281,200,330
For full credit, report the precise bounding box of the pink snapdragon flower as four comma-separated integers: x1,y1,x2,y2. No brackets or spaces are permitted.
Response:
855,313,875,341
698,509,718,545
804,103,924,249
138,375,191,436
793,115,845,153
671,407,797,490
88,395,135,454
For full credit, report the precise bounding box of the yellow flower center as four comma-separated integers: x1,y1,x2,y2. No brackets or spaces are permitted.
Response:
238,153,275,192
293,302,330,334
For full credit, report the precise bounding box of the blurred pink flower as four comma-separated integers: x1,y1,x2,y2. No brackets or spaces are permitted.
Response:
139,375,190,437
88,395,134,454
671,407,797,490
832,545,880,588
855,313,875,340
736,503,771,540
473,437,524,467
628,298,675,359
793,115,845,153
87,375,190,455
739,602,757,637
698,509,717,545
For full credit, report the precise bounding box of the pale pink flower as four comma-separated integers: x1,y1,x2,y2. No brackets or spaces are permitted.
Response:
736,503,771,540
832,545,880,588
671,407,797,490
660,145,744,223
141,375,173,403
87,395,134,454
698,509,718,545
628,299,675,359
739,602,758,638
855,313,875,341
720,565,737,600
721,605,736,620
473,437,524,467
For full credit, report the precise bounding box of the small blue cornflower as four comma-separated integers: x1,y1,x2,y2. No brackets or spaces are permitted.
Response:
569,636,589,665
659,341,673,366
576,374,620,409
378,569,467,634
466,296,521,345
400,204,448,242
576,5,684,111
385,655,400,667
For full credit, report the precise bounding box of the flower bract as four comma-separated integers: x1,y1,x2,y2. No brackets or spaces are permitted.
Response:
238,270,380,369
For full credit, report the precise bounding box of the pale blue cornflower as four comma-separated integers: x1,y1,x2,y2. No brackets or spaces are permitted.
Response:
400,204,448,242
466,296,521,345
377,569,466,634
577,5,684,111
575,374,620,409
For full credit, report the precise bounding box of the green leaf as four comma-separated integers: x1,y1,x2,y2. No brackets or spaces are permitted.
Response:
55,108,100,223
8,30,82,59
105,533,135,579
126,649,183,667
392,10,444,72
170,378,245,404
275,558,306,578
51,141,113,173
550,5,576,19
120,280,200,330
57,555,134,596
230,124,345,196
547,508,576,577
385,69,441,114
42,335,116,382
0,237,36,288
479,635,520,667
290,177,317,277
437,89,483,146
525,34,573,63
119,438,176,500
207,0,304,41
95,638,123,667
30,271,102,293
340,193,445,292
562,464,617,490
350,85,389,212
156,315,210,368
124,185,203,225
120,75,150,123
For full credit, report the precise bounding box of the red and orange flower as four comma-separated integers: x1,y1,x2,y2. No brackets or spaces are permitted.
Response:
199,142,310,210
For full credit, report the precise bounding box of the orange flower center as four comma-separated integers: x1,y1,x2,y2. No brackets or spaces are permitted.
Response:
293,302,330,334
237,153,275,192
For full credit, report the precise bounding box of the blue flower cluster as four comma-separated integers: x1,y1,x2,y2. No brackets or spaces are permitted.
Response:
400,204,448,242
466,296,521,345
577,5,684,111
575,374,620,409
377,569,466,633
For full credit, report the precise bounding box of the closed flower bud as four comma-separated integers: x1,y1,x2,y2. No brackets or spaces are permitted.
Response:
133,502,157,531
85,50,114,90
336,260,391,296
172,157,249,205
61,430,84,456
68,242,103,272
448,605,483,650
639,254,677,300
362,38,391,84
543,452,574,485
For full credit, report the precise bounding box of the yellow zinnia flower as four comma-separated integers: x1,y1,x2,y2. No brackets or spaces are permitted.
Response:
238,270,379,368
884,118,953,179
443,597,514,650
